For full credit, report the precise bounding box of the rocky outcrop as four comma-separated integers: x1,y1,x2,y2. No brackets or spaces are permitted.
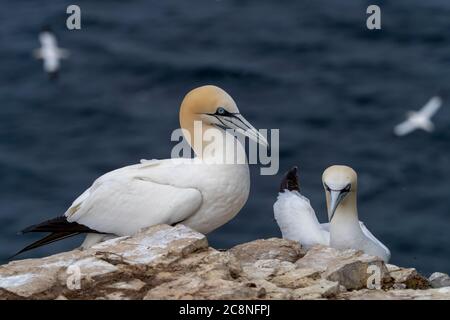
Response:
0,224,448,300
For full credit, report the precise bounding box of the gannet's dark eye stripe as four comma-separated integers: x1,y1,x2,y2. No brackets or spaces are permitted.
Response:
205,107,239,118
324,183,351,192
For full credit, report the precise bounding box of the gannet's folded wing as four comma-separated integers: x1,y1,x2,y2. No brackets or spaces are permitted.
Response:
394,120,416,136
65,166,203,236
418,96,442,118
321,221,390,259
359,221,391,260
274,191,329,247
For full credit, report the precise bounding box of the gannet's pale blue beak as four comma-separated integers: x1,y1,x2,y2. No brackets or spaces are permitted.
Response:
213,113,269,148
328,190,347,222
232,114,269,148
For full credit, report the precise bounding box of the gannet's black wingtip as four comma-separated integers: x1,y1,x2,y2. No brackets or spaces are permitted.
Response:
12,216,104,259
10,232,80,260
20,215,101,234
279,166,300,193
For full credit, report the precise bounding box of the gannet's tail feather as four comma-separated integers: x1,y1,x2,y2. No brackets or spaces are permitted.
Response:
11,232,80,258
279,166,300,192
12,216,103,258
20,216,100,234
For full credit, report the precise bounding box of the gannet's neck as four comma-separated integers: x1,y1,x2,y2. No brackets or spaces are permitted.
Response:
329,192,362,234
182,121,247,164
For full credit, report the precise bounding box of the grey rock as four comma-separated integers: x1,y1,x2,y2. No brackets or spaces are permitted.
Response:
429,272,450,288
296,245,391,290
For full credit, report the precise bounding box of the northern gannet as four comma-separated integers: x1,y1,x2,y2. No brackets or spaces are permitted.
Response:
15,85,268,256
274,166,390,262
33,26,69,79
323,165,390,262
394,96,442,136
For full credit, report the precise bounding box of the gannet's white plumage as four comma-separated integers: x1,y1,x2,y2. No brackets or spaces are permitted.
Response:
274,166,390,262
17,85,268,256
274,167,329,248
33,27,69,77
394,96,442,136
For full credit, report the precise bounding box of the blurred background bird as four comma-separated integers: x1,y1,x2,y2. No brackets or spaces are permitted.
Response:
33,25,69,80
394,96,443,136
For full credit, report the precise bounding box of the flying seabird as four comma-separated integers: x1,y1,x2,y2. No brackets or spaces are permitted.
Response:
274,166,390,262
33,26,69,79
15,85,268,257
394,96,443,136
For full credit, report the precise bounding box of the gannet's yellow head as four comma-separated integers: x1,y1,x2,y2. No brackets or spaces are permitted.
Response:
322,165,358,221
179,85,268,148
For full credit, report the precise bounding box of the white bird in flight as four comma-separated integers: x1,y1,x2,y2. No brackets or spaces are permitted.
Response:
33,26,69,79
15,85,268,257
394,96,443,136
274,166,390,262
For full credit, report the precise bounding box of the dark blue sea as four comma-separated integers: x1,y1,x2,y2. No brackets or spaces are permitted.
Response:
1,0,450,276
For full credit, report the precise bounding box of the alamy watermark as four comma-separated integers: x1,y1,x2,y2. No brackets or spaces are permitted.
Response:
66,5,81,30
366,265,382,289
66,264,81,290
170,121,279,175
366,5,381,30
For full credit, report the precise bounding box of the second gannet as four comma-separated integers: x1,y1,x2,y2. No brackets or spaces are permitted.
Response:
323,165,390,262
274,166,390,262
33,26,69,79
15,85,268,257
394,96,443,136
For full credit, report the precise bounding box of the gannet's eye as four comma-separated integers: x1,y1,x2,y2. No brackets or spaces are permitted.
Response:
216,107,226,115
343,184,351,192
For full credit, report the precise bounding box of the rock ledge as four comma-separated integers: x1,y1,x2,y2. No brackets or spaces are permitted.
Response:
1,225,449,300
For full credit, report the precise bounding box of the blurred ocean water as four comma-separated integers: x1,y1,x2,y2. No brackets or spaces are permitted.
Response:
1,0,450,275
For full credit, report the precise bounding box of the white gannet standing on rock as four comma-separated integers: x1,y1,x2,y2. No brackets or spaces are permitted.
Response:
15,85,268,257
274,166,390,262
33,26,69,79
394,96,443,136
